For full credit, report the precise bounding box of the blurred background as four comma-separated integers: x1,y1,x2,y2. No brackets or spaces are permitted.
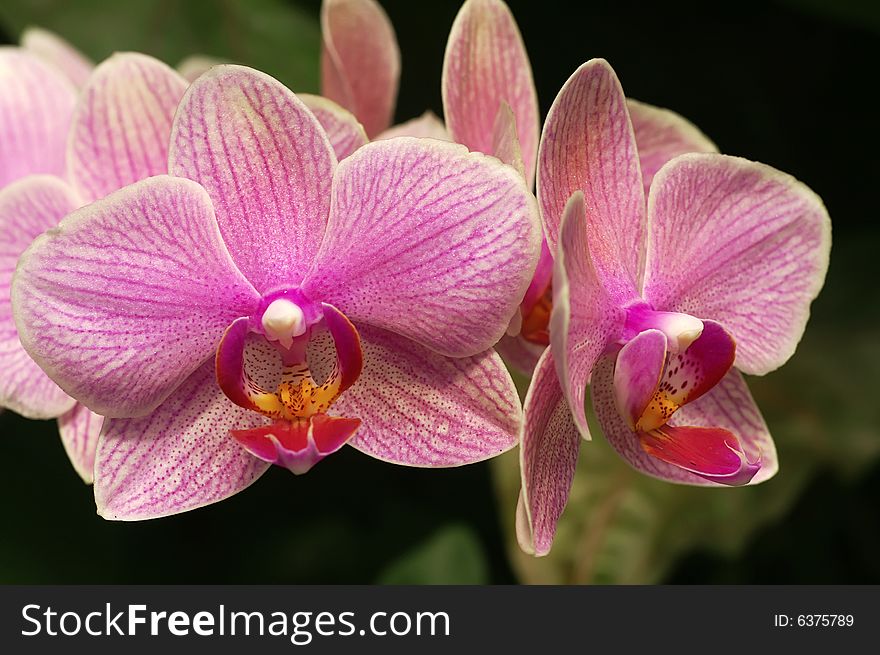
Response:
0,0,878,583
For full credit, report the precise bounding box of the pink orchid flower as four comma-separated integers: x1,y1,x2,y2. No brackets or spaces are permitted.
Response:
442,0,719,374
517,59,831,556
12,65,541,521
0,51,188,481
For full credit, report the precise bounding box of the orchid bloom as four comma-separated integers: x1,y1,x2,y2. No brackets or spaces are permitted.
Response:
441,0,719,374
517,59,831,556
320,0,449,142
12,65,540,520
0,50,188,481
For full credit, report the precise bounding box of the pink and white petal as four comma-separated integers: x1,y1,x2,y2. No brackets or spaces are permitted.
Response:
303,137,540,358
0,48,76,186
628,98,717,196
538,59,646,299
12,176,261,418
0,176,80,418
643,153,831,375
495,334,544,375
375,111,450,141
321,0,400,138
68,53,187,203
301,93,368,160
21,27,93,88
94,360,270,521
176,54,224,83
613,329,666,429
342,324,520,466
592,355,777,485
57,403,102,484
551,191,628,438
492,102,525,179
442,0,539,184
519,347,580,556
169,65,337,291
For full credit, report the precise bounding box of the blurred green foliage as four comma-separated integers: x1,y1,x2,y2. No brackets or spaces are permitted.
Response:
377,525,489,584
0,0,320,91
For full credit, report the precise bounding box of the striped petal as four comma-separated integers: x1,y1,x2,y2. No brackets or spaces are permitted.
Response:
321,0,400,138
301,93,368,160
376,111,450,141
68,53,187,203
12,176,261,418
442,0,539,184
302,137,540,358
593,355,777,486
642,154,831,375
551,191,628,438
57,403,103,484
628,98,717,195
342,324,520,466
94,361,270,520
538,59,645,299
169,65,337,291
0,48,76,186
518,348,580,556
21,27,93,88
0,176,79,418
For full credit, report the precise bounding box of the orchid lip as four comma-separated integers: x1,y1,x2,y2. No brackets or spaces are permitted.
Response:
621,302,704,353
216,291,364,474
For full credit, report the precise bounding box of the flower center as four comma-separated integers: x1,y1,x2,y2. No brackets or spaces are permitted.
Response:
215,293,363,474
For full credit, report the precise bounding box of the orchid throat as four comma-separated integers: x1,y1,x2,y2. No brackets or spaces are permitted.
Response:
215,290,363,475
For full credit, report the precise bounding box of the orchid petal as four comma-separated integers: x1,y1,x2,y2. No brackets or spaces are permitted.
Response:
551,191,627,438
302,137,540,358
442,0,539,184
491,102,525,179
613,329,666,429
593,355,777,485
301,93,368,160
538,59,646,298
176,55,224,83
0,176,79,418
0,48,76,186
375,111,450,141
518,348,580,556
12,176,260,418
643,153,831,374
21,27,93,88
494,334,544,375
627,98,717,195
321,0,400,138
68,53,187,203
341,324,520,466
57,403,102,484
94,360,270,521
169,65,337,291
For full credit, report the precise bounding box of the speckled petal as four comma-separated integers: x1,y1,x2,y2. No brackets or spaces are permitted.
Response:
57,403,103,483
94,360,270,520
518,347,580,556
341,324,521,467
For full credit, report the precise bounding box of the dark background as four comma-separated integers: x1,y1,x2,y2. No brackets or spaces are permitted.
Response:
0,0,878,583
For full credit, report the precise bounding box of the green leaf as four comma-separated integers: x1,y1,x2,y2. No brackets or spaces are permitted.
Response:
377,524,489,584
0,0,320,92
